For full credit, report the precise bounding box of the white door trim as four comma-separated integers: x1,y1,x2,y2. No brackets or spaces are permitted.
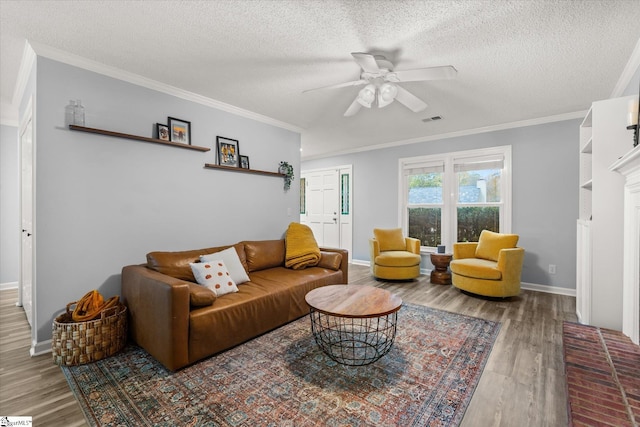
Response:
19,94,36,351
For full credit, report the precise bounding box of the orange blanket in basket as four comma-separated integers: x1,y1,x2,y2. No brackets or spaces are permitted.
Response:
285,222,321,270
72,290,120,322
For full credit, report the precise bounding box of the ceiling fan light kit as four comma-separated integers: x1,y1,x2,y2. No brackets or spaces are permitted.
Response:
304,52,457,117
357,84,376,108
378,82,398,108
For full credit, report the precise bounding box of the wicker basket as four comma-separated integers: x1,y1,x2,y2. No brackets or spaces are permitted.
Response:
52,302,127,366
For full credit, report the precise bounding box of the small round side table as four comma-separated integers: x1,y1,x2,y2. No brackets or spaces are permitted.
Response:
430,253,453,285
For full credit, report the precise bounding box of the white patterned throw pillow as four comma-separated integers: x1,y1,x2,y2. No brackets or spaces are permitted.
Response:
200,247,250,285
190,260,238,297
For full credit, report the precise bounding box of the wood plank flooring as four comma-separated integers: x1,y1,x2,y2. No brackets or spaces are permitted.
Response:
0,264,578,426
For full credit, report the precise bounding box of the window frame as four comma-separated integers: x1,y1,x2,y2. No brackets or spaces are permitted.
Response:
398,145,512,252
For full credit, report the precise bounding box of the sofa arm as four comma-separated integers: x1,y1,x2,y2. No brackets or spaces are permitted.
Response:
121,264,191,371
319,246,349,283
405,237,421,254
453,242,478,259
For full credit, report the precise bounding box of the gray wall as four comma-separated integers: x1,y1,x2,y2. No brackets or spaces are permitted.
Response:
303,119,579,290
28,57,300,345
0,124,19,284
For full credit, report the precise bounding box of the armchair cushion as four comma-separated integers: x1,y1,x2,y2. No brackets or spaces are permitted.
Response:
375,251,421,267
475,230,519,262
449,258,502,280
373,228,406,251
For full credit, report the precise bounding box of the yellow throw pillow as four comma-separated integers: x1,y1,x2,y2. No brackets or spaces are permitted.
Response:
373,228,407,252
475,230,519,262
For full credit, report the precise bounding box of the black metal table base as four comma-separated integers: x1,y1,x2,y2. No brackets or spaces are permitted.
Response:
309,310,398,366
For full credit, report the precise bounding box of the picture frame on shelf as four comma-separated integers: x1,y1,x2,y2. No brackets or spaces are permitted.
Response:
156,123,170,141
240,155,250,169
168,117,191,145
217,136,240,167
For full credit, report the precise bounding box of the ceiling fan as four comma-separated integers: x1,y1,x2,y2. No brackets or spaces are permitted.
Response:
305,52,457,117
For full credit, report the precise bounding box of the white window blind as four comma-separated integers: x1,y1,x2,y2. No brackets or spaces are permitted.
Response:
453,154,504,172
402,160,445,176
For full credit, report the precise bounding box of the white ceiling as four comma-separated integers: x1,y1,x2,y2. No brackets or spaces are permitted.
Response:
1,1,640,159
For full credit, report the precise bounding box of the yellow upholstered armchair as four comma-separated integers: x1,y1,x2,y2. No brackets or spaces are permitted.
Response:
449,230,525,297
369,228,421,280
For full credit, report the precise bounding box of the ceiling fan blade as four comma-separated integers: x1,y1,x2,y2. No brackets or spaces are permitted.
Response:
395,86,428,112
303,79,367,93
351,52,380,73
391,66,457,82
344,97,362,117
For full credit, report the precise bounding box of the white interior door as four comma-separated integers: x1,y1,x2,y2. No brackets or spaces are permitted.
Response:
304,169,339,247
301,166,352,259
19,113,34,327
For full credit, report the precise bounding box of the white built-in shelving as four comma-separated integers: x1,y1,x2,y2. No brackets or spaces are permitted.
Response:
576,95,636,331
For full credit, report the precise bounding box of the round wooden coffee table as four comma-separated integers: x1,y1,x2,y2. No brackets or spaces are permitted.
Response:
305,284,402,366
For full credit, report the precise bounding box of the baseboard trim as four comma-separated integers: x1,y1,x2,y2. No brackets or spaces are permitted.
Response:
31,339,52,357
0,281,18,290
349,260,576,296
520,282,576,297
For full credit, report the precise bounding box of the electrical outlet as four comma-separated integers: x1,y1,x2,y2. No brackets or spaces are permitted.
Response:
549,264,556,274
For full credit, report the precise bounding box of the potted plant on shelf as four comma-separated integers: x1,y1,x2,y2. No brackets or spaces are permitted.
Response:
279,161,294,191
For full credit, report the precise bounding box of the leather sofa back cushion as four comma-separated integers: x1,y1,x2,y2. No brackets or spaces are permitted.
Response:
475,230,519,262
243,240,285,272
147,243,248,281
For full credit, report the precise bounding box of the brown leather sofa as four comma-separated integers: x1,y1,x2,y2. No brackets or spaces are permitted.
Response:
121,239,348,371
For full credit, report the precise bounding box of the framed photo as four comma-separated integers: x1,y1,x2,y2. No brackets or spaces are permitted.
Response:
156,123,170,141
168,117,191,145
217,136,240,167
240,155,250,169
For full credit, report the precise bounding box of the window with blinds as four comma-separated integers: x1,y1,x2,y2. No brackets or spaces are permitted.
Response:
400,146,511,250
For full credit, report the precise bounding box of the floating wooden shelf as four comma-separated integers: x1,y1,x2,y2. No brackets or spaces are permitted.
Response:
69,125,211,152
204,163,285,178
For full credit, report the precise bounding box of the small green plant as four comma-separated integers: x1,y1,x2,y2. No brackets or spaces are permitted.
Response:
279,161,294,190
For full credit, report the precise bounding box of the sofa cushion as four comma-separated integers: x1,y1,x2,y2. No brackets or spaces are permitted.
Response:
317,251,343,270
475,230,519,262
201,247,250,285
373,228,406,251
147,243,247,281
187,283,216,307
450,258,502,280
243,240,285,272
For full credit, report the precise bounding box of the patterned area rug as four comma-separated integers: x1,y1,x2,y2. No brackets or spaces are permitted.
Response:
61,303,500,426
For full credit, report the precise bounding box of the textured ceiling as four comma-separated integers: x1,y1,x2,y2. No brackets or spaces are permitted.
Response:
1,0,639,158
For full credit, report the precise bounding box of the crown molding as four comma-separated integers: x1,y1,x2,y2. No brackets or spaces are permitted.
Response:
302,110,586,161
26,41,303,134
611,37,640,98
